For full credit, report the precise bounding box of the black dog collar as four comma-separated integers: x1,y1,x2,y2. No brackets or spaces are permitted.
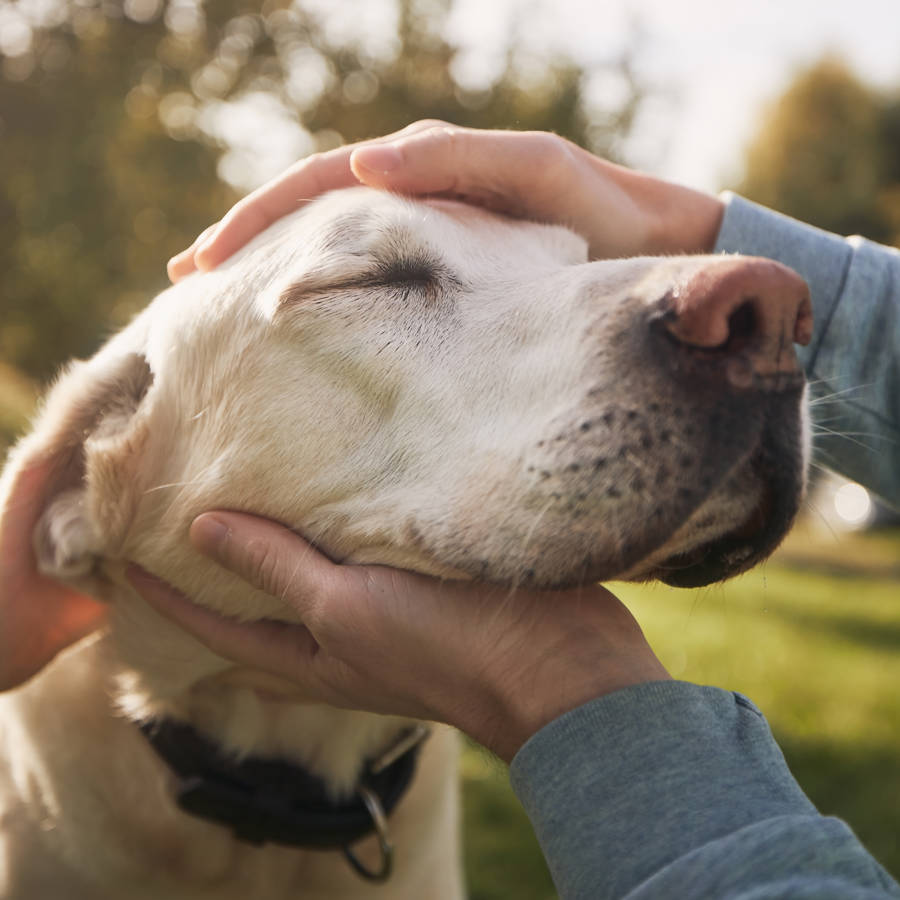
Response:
138,718,429,882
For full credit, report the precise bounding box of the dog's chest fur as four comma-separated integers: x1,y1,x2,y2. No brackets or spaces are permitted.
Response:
0,634,462,899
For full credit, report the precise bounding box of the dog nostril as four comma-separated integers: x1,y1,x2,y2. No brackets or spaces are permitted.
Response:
662,295,761,353
660,258,811,365
721,300,757,353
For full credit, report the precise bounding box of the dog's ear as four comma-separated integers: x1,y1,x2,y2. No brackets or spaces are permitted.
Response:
0,351,154,588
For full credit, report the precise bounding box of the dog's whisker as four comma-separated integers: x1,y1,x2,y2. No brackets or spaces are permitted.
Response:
807,382,873,405
813,428,896,442
810,426,880,453
808,414,852,425
801,496,843,542
499,495,559,595
142,479,205,495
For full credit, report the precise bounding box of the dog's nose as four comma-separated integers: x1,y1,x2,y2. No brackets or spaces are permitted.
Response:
661,257,812,386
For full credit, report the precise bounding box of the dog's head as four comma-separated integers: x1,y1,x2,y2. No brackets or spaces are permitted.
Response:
1,186,810,674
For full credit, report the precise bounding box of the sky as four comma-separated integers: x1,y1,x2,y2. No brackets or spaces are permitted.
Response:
448,0,900,192
185,0,900,194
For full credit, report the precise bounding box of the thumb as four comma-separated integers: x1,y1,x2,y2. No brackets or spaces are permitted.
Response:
189,512,351,620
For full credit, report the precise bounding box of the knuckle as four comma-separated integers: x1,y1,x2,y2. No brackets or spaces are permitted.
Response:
240,537,282,596
429,122,463,144
530,130,571,164
193,222,218,246
528,132,577,189
298,574,326,621
405,118,450,133
219,197,254,229
203,625,239,660
297,150,325,172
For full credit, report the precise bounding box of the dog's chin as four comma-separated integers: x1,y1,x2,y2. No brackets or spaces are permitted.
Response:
641,456,802,588
650,503,775,587
534,437,804,590
433,458,802,592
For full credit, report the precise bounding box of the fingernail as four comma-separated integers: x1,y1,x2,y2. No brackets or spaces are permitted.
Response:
166,250,190,279
190,514,230,556
353,144,403,175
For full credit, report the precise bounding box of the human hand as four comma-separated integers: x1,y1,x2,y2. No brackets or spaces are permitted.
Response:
168,122,725,281
0,459,107,691
127,511,670,762
167,120,444,281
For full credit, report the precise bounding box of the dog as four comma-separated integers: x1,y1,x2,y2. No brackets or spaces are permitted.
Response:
0,186,812,898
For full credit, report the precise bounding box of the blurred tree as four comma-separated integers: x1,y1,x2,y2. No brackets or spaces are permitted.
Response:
0,1,237,383
738,57,900,247
0,0,649,385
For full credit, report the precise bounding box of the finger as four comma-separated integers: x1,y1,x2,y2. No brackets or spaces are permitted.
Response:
190,148,362,273
190,121,452,273
350,126,577,216
188,512,357,621
0,593,106,692
0,457,108,689
126,564,320,677
167,223,218,283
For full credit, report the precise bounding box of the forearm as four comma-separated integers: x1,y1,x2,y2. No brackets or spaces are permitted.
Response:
714,193,900,508
510,682,900,900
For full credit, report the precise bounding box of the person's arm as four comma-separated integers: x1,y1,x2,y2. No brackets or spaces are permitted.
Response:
715,194,900,509
511,682,900,900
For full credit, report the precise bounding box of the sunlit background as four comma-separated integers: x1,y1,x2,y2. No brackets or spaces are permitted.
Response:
1,1,898,896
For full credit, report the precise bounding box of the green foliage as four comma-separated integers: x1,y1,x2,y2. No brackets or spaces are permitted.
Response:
738,57,900,246
0,0,645,382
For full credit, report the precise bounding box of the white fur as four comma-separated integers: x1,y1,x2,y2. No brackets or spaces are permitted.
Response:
0,188,808,898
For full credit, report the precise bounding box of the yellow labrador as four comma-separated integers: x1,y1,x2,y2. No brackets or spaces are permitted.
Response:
0,187,811,899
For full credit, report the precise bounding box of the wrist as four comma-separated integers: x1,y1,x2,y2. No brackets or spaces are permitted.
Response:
642,177,725,255
454,616,672,763
597,158,725,255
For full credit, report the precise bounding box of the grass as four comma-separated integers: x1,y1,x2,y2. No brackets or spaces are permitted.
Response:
461,526,900,899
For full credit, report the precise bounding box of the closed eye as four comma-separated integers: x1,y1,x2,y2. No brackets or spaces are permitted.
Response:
362,251,463,302
278,252,461,308
372,256,440,288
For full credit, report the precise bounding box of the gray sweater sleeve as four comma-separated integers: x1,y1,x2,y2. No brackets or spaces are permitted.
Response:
509,681,900,900
714,193,900,508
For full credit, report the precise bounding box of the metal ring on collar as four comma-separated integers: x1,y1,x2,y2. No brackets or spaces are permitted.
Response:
342,784,393,882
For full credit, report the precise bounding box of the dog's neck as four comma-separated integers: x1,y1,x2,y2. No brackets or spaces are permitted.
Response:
4,627,462,899
100,577,414,798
